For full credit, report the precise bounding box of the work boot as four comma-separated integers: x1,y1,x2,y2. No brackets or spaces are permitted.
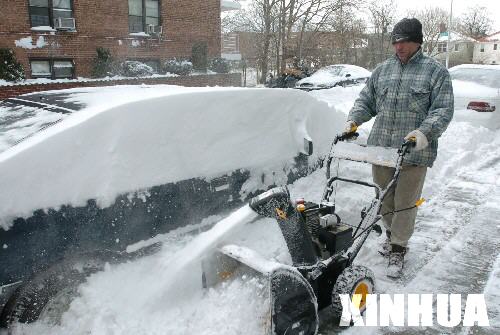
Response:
379,230,391,257
386,244,406,279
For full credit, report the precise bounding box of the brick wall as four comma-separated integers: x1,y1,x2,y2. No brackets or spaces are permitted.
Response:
0,73,241,101
0,0,221,78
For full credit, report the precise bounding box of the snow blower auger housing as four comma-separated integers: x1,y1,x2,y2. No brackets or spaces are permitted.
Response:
202,133,416,335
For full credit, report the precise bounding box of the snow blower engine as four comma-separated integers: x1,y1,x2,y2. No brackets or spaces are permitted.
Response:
202,134,416,335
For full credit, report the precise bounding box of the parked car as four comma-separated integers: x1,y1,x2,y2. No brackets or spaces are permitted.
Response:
449,64,500,113
295,64,371,91
0,85,333,329
267,68,309,88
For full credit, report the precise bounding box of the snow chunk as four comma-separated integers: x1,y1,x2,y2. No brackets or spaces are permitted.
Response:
332,141,399,167
14,36,46,49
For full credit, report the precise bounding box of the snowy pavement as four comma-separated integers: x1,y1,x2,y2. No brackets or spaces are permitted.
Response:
6,87,500,335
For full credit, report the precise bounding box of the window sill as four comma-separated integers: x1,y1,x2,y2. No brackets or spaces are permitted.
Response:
31,26,56,32
129,32,151,37
31,27,77,33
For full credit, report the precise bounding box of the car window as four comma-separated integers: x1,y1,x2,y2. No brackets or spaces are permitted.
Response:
314,66,342,77
327,66,343,76
449,68,500,88
0,101,66,153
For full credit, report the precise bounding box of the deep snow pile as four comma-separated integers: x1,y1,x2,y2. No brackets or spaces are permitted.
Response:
0,86,344,229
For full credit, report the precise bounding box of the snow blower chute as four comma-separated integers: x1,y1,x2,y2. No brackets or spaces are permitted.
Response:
202,133,417,335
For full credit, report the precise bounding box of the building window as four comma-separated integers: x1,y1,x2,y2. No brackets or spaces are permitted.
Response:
53,60,74,78
53,0,73,22
437,42,447,53
31,60,51,77
128,0,160,33
29,0,74,28
494,44,498,51
480,44,485,52
30,59,74,79
454,44,459,52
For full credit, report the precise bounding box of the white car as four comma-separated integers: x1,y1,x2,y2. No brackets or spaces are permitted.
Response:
449,64,500,113
296,64,371,91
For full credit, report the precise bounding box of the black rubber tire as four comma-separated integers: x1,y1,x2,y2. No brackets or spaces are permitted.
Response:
330,265,375,324
0,252,119,332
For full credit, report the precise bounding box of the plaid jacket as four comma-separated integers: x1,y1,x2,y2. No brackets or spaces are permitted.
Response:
348,49,454,167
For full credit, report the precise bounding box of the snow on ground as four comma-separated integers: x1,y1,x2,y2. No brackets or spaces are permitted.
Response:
5,84,500,334
0,86,343,229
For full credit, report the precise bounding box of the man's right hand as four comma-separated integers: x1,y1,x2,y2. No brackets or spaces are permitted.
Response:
343,120,358,134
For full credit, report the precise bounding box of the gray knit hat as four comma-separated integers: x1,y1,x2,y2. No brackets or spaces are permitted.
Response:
391,18,423,44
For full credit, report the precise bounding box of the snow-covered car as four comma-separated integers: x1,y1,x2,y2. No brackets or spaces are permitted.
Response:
295,64,371,91
449,64,500,113
0,85,339,328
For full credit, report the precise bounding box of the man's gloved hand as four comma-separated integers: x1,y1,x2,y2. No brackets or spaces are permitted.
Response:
343,120,357,134
404,129,428,151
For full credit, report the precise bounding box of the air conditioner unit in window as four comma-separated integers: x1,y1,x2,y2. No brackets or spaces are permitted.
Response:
54,17,76,30
147,25,162,36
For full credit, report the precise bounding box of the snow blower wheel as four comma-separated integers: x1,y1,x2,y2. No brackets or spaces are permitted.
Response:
330,265,375,324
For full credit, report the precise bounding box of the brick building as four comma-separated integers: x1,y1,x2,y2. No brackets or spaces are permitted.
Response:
0,0,224,79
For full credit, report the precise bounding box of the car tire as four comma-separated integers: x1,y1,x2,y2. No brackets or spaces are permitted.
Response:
330,265,375,326
0,251,119,332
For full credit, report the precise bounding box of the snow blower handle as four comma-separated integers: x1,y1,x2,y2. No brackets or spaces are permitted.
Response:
400,138,416,154
333,130,359,144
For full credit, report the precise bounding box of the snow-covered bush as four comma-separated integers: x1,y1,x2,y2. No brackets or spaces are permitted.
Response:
91,47,116,78
209,57,231,74
0,48,25,81
120,61,155,77
163,58,193,75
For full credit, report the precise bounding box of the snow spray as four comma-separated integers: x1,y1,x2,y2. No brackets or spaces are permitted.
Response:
152,205,259,306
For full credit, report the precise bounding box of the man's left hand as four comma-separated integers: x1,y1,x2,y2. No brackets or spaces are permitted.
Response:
404,129,428,151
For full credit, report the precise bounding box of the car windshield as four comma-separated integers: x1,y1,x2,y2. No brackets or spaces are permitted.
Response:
0,101,67,153
450,68,500,88
316,66,343,77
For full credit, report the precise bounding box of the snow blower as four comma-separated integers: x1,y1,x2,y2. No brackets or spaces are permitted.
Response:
202,133,416,335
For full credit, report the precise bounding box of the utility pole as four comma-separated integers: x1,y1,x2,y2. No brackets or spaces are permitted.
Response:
445,0,453,69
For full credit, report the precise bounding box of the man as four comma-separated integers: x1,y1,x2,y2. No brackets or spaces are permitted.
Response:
344,18,454,278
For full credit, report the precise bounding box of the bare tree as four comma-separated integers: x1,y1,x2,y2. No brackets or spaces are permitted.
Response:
457,5,493,40
406,7,449,56
222,0,280,83
275,0,357,72
367,0,397,67
222,0,369,79
325,4,366,64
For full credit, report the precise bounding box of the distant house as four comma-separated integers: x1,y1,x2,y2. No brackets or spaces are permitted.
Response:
425,31,475,67
221,0,242,61
474,31,500,65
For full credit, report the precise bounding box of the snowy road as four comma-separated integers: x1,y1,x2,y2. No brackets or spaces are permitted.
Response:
8,88,500,335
